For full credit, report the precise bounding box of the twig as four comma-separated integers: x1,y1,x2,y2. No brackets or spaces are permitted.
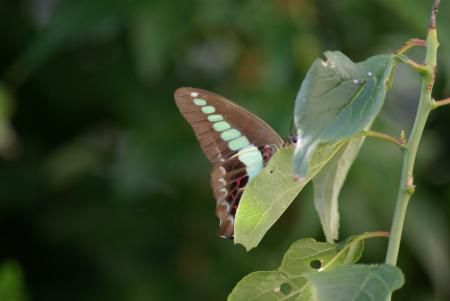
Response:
395,39,426,55
429,0,441,29
433,97,450,108
359,130,406,149
395,54,429,75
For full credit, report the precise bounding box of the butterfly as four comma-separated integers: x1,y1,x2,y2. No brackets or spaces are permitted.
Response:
174,87,288,238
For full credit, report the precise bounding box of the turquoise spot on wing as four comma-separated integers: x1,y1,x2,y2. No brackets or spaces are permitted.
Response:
221,129,241,141
207,114,223,122
201,106,216,114
193,98,207,106
238,145,263,180
213,121,231,132
229,136,250,151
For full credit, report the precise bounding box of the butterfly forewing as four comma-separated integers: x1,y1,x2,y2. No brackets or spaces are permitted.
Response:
174,87,283,238
175,88,283,163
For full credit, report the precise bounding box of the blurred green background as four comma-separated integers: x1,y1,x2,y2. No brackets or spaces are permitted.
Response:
0,0,449,300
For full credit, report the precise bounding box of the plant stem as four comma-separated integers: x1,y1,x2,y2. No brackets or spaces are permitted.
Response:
385,6,439,266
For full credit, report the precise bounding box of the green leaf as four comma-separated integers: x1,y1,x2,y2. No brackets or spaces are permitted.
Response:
235,143,347,251
229,235,368,301
0,260,29,301
227,271,290,301
294,51,395,177
305,264,404,301
313,137,365,242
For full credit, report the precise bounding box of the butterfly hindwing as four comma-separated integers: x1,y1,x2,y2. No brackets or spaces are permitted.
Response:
211,158,248,238
211,144,279,238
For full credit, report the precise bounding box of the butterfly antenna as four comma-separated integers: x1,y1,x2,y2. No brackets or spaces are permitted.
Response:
285,95,298,144
289,119,295,136
282,118,297,144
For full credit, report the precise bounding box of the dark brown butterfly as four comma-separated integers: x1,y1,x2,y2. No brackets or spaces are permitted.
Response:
174,88,284,238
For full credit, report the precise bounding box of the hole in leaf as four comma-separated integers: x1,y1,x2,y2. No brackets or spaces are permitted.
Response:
310,259,322,269
280,282,292,295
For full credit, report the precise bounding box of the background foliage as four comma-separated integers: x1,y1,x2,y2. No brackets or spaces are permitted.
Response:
0,0,449,300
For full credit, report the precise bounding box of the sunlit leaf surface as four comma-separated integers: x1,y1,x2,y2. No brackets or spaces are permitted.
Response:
229,235,366,300
235,143,346,250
